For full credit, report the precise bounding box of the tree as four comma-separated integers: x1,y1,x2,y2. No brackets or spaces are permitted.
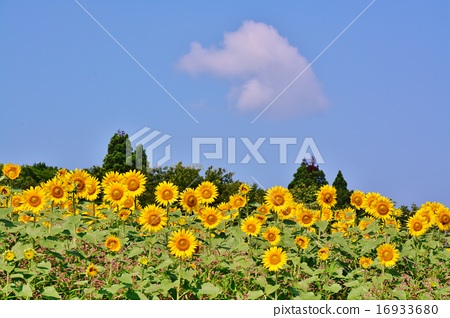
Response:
288,157,327,204
102,130,148,174
332,170,351,209
0,162,59,190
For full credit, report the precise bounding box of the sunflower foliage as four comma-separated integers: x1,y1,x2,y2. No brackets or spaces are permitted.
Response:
0,165,450,300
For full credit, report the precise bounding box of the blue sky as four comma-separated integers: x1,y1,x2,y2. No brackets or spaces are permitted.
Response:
1,0,449,207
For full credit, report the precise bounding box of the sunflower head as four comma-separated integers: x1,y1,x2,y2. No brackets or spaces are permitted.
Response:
104,181,129,205
199,206,223,229
23,248,35,260
318,247,330,261
296,208,316,227
350,190,365,209
118,209,131,221
316,185,337,208
155,181,179,206
241,215,262,236
3,250,15,262
362,192,381,213
167,228,198,260
45,178,68,204
239,183,250,195
0,186,10,196
86,263,99,277
257,204,270,215
85,176,100,201
123,170,147,197
359,256,373,269
262,246,287,272
196,181,218,204
138,204,168,233
66,169,92,199
320,208,333,221
435,206,450,231
229,194,247,210
295,236,310,250
180,188,200,213
22,186,47,214
2,163,21,180
264,186,293,213
139,256,149,266
377,243,400,268
263,226,281,246
105,235,121,253
277,204,297,221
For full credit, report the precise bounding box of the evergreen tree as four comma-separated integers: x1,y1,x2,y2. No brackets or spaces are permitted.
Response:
288,157,327,204
332,170,351,209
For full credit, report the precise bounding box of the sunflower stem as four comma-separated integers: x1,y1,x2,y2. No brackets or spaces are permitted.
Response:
275,271,279,300
177,259,183,300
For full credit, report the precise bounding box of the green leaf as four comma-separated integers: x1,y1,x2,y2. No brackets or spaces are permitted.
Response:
254,276,267,288
159,279,177,294
128,247,144,258
299,262,315,276
347,287,364,300
323,283,342,293
247,290,264,300
66,250,86,259
264,284,280,295
198,282,222,297
101,284,123,295
155,258,173,271
316,220,329,233
393,289,407,300
42,286,61,299
180,268,195,283
296,291,321,300
16,284,33,298
118,273,133,285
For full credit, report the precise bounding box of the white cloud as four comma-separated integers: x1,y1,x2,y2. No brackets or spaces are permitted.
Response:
177,20,328,118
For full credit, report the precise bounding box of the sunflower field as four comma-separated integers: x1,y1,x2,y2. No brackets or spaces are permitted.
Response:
1,163,450,300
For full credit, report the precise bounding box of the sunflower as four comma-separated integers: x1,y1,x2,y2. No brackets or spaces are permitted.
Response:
66,169,91,199
369,196,394,220
85,176,100,201
199,206,223,229
262,246,287,272
44,178,68,204
296,208,316,227
180,188,200,213
254,214,268,225
229,194,247,210
121,196,135,210
18,214,33,223
155,181,179,206
316,185,337,208
359,256,373,269
138,204,168,233
0,186,10,196
336,208,356,224
4,250,15,262
23,248,35,260
2,163,21,180
217,202,230,212
104,235,121,252
101,171,124,189
362,192,381,213
350,190,365,209
377,243,399,268
86,263,99,277
22,186,47,214
278,204,297,221
416,207,436,227
407,214,428,236
264,186,293,213
435,206,450,231
196,181,218,204
295,236,310,250
239,183,250,195
11,195,24,213
167,228,198,259
384,218,401,231
320,208,333,221
318,247,330,261
123,170,147,197
263,226,281,246
118,209,131,221
241,215,262,236
257,203,270,215
139,256,149,266
104,181,129,206
359,217,376,231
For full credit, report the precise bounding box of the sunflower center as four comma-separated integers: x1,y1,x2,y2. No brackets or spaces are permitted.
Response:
128,179,139,191
247,224,256,233
302,215,311,224
378,204,389,215
382,250,393,261
441,214,450,224
29,195,41,207
281,208,291,216
274,195,284,206
7,170,17,179
354,196,362,205
206,214,217,224
149,214,161,226
235,199,243,206
187,195,197,207
413,221,423,231
88,185,97,196
267,233,276,241
177,238,190,251
162,190,173,200
123,198,133,209
74,179,85,192
324,193,333,203
202,190,211,199
270,254,280,265
52,187,64,198
112,189,123,200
